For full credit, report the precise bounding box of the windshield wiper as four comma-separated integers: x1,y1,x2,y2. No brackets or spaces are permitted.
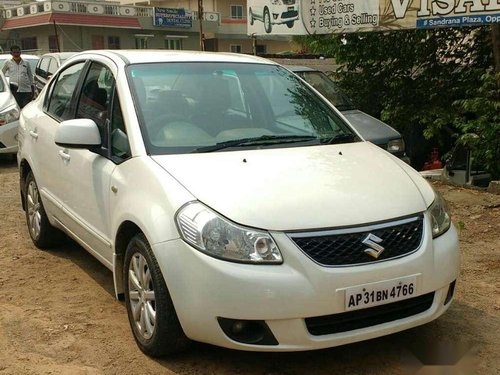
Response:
191,135,318,153
320,133,356,145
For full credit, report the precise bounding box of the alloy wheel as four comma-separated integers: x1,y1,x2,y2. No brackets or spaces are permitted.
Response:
128,252,156,340
27,180,42,240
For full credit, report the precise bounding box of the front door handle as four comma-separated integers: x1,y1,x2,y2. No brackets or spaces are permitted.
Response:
58,149,71,161
29,130,38,139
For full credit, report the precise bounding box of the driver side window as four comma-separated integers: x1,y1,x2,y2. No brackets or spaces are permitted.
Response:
110,93,131,161
76,63,112,132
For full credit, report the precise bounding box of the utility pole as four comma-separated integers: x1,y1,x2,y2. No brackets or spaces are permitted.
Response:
198,0,204,51
52,20,61,52
252,33,256,56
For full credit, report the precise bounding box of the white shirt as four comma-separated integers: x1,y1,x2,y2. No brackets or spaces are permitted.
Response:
2,58,33,93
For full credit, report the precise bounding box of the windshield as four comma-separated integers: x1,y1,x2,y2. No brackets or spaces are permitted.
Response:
128,62,357,155
297,71,356,111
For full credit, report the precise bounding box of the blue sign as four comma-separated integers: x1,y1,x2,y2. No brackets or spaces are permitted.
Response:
416,14,500,28
154,7,193,28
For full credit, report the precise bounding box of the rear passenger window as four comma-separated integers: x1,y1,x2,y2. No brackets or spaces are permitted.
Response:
47,58,58,76
47,62,85,121
37,58,50,78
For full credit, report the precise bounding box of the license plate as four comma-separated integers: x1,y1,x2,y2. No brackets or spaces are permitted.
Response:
345,275,418,311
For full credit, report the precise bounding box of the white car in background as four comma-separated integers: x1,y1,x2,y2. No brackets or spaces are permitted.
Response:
0,71,20,155
249,0,299,33
18,50,459,357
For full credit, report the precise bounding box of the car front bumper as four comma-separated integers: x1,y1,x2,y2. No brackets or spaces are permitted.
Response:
153,216,460,351
272,6,299,23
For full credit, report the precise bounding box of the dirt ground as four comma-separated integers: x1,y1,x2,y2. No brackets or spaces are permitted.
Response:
0,155,499,375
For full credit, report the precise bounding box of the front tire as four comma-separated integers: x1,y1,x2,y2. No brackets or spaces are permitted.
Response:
25,171,63,249
124,233,190,357
264,7,272,33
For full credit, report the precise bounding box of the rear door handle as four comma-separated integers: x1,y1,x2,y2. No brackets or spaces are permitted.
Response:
29,130,38,139
58,149,71,161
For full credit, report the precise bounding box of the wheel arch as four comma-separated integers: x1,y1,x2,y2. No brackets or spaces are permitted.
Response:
19,159,32,211
113,220,143,300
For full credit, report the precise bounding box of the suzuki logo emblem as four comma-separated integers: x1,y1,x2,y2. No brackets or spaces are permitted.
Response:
362,233,385,259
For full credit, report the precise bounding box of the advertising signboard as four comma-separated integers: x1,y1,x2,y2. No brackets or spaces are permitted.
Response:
154,7,193,28
247,0,500,35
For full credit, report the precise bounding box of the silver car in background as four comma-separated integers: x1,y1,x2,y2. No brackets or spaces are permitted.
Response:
0,70,20,155
288,66,410,163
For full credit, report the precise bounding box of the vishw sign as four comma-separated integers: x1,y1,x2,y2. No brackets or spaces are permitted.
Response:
247,0,500,35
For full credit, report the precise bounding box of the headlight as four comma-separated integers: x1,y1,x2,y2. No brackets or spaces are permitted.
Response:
0,105,20,126
427,191,451,238
387,138,405,153
176,202,283,264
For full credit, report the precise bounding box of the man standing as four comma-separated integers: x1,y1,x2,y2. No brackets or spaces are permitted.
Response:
2,45,34,108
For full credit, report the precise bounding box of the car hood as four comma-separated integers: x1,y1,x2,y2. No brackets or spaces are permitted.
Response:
341,110,401,146
152,142,433,231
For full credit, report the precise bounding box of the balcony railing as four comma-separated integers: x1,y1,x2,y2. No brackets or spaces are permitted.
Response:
2,1,189,20
1,1,223,22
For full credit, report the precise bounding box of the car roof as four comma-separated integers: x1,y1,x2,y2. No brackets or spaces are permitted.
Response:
39,52,77,59
67,50,277,65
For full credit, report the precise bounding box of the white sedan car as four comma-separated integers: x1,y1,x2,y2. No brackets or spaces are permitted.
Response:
0,71,20,154
18,50,459,357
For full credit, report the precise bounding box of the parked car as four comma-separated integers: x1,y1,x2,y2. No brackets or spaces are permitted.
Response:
0,70,20,155
249,0,299,33
287,66,410,163
34,52,76,97
18,50,459,357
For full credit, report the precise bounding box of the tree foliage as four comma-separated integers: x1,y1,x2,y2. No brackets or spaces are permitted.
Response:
294,26,498,175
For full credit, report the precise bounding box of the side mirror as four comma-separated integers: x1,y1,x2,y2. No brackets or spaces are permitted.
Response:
55,118,101,149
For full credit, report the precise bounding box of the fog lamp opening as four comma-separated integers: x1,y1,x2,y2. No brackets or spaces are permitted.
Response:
444,280,456,305
218,318,278,346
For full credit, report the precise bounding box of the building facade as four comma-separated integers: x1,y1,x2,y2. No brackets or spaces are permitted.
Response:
0,0,294,54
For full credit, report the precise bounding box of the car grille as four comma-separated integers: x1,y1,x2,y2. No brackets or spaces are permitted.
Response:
282,0,296,4
289,215,424,266
281,10,298,18
305,292,435,335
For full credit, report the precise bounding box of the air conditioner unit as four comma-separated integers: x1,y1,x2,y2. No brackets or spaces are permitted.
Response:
17,7,24,16
119,7,136,16
53,2,70,11
5,9,12,18
30,4,38,14
206,12,219,22
88,4,104,14
43,2,52,11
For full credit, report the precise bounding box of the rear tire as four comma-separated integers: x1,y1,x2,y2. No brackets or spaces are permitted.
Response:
124,233,190,357
25,171,64,249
